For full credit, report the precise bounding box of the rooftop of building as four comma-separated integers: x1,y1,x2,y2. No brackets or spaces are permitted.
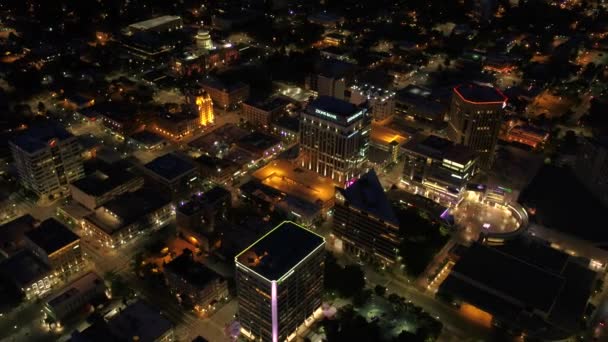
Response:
236,221,325,281
194,154,240,171
25,218,79,255
236,131,281,154
273,116,300,132
144,153,197,182
199,76,248,93
306,96,366,124
243,97,290,112
164,252,222,288
156,109,198,124
0,215,36,256
10,121,74,153
177,186,230,215
97,188,171,230
453,84,507,104
439,236,596,333
128,15,181,31
252,159,335,204
71,164,140,197
107,300,173,341
47,272,103,308
0,250,50,286
338,169,399,226
404,135,477,165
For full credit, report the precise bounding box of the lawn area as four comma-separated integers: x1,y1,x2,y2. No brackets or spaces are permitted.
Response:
519,164,608,241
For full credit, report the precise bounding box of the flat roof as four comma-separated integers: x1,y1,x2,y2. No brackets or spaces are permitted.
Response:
47,272,103,308
0,250,50,286
370,123,408,146
128,15,181,31
199,76,248,93
252,159,335,204
243,97,290,112
71,166,139,197
25,218,79,255
338,169,399,226
453,84,507,104
10,121,74,153
236,131,281,153
0,215,36,255
100,188,171,228
144,153,196,182
444,243,563,313
306,96,366,125
164,253,221,288
107,300,173,341
404,135,476,165
236,221,325,281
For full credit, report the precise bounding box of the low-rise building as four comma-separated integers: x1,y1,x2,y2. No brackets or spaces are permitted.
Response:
71,300,175,342
81,188,173,249
44,272,105,323
270,116,299,143
402,135,477,205
0,214,36,258
70,163,144,211
504,124,549,149
164,251,228,316
126,15,183,35
234,131,283,163
176,186,231,251
152,110,200,141
0,250,57,299
438,237,597,339
25,218,84,278
241,97,289,127
143,153,198,194
200,77,249,111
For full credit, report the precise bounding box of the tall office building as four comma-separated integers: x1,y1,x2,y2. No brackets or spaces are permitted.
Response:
10,121,84,200
402,135,477,205
300,96,370,185
236,221,325,342
333,169,401,266
447,84,506,170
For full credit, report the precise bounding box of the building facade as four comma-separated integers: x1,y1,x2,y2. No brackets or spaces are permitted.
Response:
200,77,250,111
447,84,506,169
402,135,477,205
10,122,84,200
333,170,401,266
241,97,289,128
300,96,370,185
164,252,229,316
236,222,325,342
25,218,85,279
44,272,105,323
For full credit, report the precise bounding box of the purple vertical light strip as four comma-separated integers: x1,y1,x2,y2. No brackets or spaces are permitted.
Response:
271,280,278,342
